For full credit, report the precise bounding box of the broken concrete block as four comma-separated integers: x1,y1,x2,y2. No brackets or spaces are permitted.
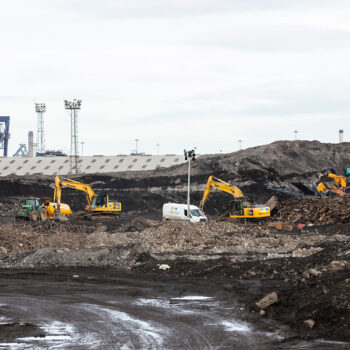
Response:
329,260,348,271
308,268,321,276
159,264,171,271
256,292,278,309
304,319,315,328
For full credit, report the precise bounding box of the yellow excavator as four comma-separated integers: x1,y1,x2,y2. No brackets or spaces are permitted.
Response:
200,176,270,219
54,176,122,219
316,173,346,196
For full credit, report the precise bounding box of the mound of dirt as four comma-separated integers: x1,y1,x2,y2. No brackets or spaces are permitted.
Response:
273,195,350,226
2,244,147,270
120,216,160,232
154,140,350,178
266,267,350,341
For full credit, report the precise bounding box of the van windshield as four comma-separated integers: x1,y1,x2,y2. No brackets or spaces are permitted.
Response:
190,209,203,217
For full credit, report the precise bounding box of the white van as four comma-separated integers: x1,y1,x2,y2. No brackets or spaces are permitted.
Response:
162,203,208,223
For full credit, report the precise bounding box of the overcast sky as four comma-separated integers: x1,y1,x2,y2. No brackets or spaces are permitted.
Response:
1,0,350,156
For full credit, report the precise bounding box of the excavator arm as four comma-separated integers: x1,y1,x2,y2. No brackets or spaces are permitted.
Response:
54,176,96,210
200,176,244,210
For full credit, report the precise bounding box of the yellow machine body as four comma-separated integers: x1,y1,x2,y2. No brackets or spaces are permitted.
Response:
200,176,270,219
44,202,72,219
54,176,121,219
317,173,346,196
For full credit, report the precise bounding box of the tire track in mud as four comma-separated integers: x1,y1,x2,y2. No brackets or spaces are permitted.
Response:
0,274,349,349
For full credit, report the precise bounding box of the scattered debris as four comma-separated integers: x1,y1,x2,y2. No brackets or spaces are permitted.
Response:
304,319,315,329
158,264,171,271
256,292,278,309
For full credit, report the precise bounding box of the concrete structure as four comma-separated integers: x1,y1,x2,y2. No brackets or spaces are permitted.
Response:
0,116,10,157
339,129,344,143
0,155,185,177
28,131,34,157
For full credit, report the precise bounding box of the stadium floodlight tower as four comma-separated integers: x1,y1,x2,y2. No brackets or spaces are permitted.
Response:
64,99,82,174
35,103,46,155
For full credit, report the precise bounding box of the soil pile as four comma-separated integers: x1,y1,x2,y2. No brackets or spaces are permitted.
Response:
267,267,350,341
2,244,146,270
0,222,90,258
273,195,350,225
155,140,350,178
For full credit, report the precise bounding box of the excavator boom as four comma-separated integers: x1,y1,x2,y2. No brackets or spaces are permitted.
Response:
55,176,95,210
200,176,244,210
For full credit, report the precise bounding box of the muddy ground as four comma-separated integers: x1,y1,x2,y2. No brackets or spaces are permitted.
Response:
0,141,350,346
0,214,349,345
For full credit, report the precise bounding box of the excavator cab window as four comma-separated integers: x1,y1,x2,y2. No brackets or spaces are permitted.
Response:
92,195,107,208
230,200,244,216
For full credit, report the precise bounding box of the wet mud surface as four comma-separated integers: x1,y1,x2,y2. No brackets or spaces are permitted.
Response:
0,270,349,350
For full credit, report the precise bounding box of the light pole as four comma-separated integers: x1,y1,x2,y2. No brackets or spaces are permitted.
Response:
156,143,159,156
184,149,196,219
238,140,242,150
294,130,298,140
64,99,82,174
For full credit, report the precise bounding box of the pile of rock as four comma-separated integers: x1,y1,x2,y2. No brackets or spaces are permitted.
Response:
273,195,350,225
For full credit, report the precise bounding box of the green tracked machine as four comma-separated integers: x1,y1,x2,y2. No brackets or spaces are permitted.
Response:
16,197,47,221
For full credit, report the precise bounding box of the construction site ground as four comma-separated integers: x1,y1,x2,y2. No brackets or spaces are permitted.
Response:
0,141,350,348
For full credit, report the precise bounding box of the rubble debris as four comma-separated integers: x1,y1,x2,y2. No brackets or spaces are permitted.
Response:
2,244,146,270
256,292,278,309
267,221,293,231
265,196,279,212
158,264,171,270
329,260,349,271
304,319,315,329
272,196,350,226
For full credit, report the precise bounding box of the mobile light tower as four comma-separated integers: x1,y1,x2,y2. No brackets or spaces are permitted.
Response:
238,140,242,150
64,99,82,174
184,149,196,218
35,103,46,155
293,130,298,140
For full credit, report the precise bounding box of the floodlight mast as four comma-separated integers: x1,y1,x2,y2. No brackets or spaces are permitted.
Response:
184,149,196,219
64,99,82,174
35,103,46,155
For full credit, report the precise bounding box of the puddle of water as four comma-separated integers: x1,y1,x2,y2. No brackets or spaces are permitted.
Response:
171,296,213,301
220,320,251,333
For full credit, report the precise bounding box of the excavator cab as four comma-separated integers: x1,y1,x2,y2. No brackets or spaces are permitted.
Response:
92,194,108,208
230,199,245,216
90,193,121,212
